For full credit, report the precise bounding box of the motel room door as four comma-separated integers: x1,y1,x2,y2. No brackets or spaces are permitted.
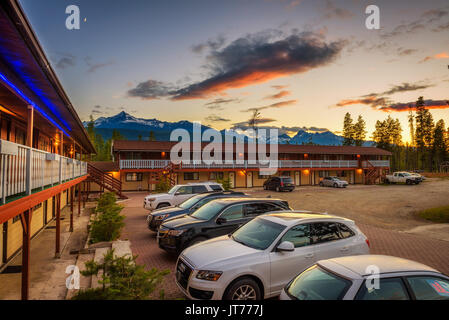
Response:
229,172,235,188
246,172,253,188
295,171,300,186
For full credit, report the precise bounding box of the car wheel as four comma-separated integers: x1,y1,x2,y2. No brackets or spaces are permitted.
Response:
319,182,324,187
289,189,293,192
333,183,338,188
224,278,261,300
406,180,411,185
385,179,390,184
156,203,170,209
189,236,207,246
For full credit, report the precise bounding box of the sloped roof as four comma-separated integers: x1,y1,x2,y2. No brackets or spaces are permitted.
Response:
90,161,119,172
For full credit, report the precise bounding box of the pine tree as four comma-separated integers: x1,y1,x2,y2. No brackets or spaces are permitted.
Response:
432,120,447,171
415,96,435,170
343,113,355,146
353,115,367,146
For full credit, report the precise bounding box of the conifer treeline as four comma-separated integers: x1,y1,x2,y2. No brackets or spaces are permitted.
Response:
343,97,449,172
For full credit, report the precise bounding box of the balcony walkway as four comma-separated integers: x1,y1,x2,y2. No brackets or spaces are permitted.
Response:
0,139,87,208
119,159,390,170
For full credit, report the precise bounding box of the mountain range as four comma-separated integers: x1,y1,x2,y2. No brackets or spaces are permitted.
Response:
84,111,372,146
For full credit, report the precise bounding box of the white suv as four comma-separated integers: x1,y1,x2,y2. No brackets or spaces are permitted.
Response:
144,182,224,210
175,212,369,300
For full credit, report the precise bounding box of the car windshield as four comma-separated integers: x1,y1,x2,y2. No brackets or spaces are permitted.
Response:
231,217,286,250
287,265,351,300
402,173,411,176
190,201,226,220
167,186,178,194
178,194,203,209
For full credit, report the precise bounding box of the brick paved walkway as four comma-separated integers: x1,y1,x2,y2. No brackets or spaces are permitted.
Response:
120,192,449,300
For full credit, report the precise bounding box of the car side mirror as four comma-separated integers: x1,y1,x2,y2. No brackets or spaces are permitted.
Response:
277,241,294,252
216,217,227,225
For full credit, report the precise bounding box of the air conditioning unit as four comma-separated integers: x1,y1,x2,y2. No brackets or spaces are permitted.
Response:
0,140,19,156
46,153,59,161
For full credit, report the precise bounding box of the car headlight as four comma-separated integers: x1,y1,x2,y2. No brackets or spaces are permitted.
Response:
155,214,170,220
167,229,186,236
196,270,223,281
147,198,156,202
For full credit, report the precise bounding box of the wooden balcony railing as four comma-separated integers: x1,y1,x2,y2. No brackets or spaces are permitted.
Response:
0,139,87,205
119,159,390,170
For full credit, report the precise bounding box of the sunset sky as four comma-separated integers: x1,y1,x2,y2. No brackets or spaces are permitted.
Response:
19,0,449,142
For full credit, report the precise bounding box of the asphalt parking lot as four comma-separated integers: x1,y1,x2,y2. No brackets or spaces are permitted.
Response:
119,183,449,299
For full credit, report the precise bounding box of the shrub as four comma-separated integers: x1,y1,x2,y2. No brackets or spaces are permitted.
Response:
155,176,171,193
216,177,231,190
72,249,170,300
96,192,117,213
89,193,125,243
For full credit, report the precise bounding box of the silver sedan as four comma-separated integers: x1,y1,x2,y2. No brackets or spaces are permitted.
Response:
319,177,349,188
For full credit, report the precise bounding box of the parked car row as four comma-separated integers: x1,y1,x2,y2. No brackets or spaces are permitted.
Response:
143,183,447,301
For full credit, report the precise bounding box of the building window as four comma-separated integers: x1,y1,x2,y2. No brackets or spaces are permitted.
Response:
184,172,199,180
15,128,26,145
210,172,223,180
126,173,143,182
319,171,329,178
280,171,290,176
337,171,347,177
258,172,272,179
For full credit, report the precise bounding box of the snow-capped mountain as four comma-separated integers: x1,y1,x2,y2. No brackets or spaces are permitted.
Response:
84,112,371,146
289,130,343,145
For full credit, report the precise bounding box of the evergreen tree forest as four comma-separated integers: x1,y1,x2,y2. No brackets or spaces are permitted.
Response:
342,97,449,172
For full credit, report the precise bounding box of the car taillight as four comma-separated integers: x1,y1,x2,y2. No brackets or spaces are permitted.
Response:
280,181,284,186
365,239,370,248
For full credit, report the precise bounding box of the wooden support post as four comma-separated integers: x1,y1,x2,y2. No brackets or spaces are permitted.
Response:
26,105,34,147
55,193,61,258
77,183,81,217
69,186,74,232
82,182,86,208
59,130,64,156
20,209,32,300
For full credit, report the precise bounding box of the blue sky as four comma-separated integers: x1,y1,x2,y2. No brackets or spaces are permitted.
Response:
19,0,449,141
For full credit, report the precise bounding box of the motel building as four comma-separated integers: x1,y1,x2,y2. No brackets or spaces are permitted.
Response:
0,1,96,299
89,140,392,192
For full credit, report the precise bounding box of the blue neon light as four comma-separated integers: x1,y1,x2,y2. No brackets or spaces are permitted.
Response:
0,72,71,137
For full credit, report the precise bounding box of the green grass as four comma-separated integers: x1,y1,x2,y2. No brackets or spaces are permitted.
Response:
418,206,449,223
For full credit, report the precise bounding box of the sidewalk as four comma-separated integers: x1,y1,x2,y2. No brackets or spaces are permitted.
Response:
0,203,93,300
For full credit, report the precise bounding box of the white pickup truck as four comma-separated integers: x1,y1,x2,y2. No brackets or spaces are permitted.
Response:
384,172,421,185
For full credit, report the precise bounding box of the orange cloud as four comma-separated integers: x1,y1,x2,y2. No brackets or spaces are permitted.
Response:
265,90,291,99
171,70,302,100
420,52,449,63
379,100,449,112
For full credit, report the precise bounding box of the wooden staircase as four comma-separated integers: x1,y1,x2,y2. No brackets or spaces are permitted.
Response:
87,163,127,199
364,160,383,185
162,162,178,187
